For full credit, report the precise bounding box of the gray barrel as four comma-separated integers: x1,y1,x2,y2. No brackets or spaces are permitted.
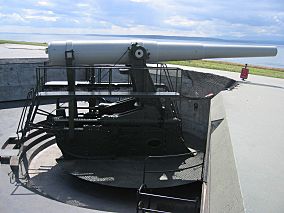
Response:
47,40,278,65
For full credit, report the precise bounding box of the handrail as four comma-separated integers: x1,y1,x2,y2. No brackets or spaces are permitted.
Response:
23,88,38,134
136,152,202,213
139,192,197,203
16,88,38,143
35,65,183,90
16,89,33,139
160,64,180,118
162,64,174,92
35,65,183,70
136,178,200,213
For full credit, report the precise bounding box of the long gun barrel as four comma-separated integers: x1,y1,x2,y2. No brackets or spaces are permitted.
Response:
47,40,278,65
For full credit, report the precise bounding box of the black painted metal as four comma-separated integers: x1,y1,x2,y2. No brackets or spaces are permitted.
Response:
17,63,195,164
136,183,199,213
11,42,236,192
0,50,238,211
32,44,190,160
135,153,202,213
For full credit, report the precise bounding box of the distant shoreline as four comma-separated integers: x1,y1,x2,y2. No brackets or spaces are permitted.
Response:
1,32,284,45
0,40,47,46
200,60,284,72
168,60,284,79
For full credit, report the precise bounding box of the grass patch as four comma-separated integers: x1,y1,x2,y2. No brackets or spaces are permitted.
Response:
167,60,284,79
0,40,47,46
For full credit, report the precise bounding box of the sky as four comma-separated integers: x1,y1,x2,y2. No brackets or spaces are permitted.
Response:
0,0,283,41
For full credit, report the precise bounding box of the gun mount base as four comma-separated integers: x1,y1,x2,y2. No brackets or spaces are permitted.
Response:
57,152,204,188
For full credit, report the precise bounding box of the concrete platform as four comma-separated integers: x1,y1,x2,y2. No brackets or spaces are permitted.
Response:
0,44,47,59
0,105,144,212
0,61,283,212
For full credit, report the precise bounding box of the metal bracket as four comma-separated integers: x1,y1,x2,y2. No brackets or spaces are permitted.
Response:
129,43,149,61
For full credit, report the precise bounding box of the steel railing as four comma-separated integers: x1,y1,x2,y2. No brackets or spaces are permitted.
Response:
136,153,202,213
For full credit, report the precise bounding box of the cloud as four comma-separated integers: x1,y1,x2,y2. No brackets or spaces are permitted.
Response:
21,9,59,22
164,16,205,27
37,1,54,7
0,12,26,23
76,3,90,7
163,15,283,39
24,15,58,22
129,0,151,2
0,0,283,41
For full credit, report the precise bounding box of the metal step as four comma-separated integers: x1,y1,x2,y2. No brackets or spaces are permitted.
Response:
0,149,20,164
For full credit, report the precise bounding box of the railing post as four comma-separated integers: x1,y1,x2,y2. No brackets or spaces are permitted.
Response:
65,48,76,139
108,68,112,93
98,68,102,83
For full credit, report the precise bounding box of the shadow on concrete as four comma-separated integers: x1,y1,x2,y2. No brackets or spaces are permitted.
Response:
0,99,56,110
21,163,202,212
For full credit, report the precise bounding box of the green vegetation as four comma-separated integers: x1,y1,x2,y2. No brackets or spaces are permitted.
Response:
0,40,47,46
167,60,284,79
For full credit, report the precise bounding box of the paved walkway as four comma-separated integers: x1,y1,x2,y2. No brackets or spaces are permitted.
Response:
169,64,284,213
0,44,47,59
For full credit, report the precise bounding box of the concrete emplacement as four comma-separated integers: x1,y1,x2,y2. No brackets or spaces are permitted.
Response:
0,42,283,213
0,57,245,212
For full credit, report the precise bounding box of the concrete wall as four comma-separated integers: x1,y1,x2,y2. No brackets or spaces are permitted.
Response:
0,58,46,102
177,70,236,151
204,93,244,213
180,98,211,151
0,59,87,102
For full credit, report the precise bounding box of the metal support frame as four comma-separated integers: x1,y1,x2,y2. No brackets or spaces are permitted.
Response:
136,184,199,213
65,49,76,138
128,43,155,93
135,153,203,213
28,45,188,161
128,43,162,112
